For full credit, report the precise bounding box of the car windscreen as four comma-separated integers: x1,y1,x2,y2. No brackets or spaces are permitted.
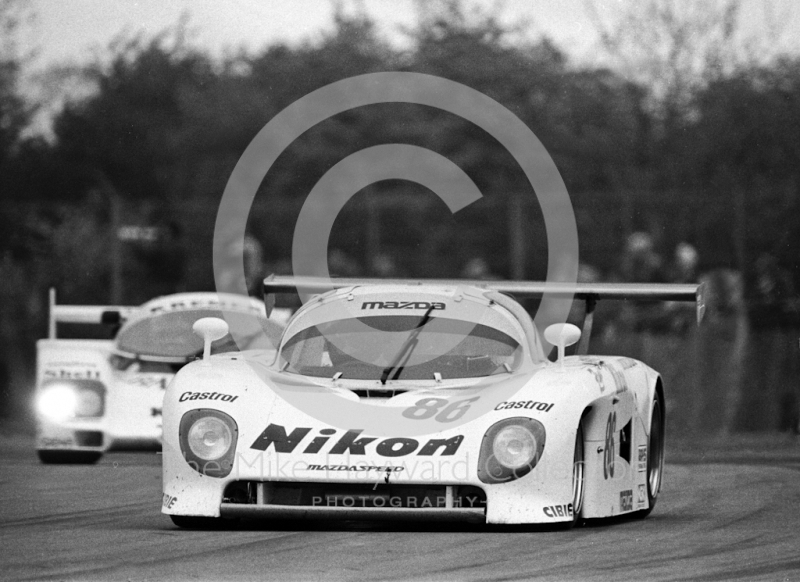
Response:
280,315,522,380
115,309,264,362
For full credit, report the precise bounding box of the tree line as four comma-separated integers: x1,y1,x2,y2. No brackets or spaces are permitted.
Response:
1,2,799,419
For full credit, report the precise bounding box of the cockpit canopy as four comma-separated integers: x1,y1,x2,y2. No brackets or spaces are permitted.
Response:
114,293,276,365
278,286,530,381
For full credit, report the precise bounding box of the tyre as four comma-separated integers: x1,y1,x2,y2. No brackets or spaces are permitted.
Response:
635,389,665,518
37,450,102,464
568,421,586,528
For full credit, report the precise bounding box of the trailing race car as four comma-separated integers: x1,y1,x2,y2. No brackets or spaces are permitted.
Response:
35,290,285,464
162,276,704,527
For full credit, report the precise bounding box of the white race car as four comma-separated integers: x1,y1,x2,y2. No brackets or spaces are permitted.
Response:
35,290,285,464
162,277,704,527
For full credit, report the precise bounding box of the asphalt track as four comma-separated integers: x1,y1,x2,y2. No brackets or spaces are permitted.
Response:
2,434,799,582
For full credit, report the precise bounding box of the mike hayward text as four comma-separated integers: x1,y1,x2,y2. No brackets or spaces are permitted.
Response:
232,451,473,481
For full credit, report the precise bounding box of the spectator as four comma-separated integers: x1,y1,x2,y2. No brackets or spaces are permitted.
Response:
664,242,700,332
669,242,699,284
618,232,668,332
461,257,500,280
621,232,665,283
371,253,398,278
216,234,267,296
750,253,799,328
329,248,361,278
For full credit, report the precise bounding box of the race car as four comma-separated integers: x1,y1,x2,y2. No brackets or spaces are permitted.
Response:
35,290,285,464
162,276,704,527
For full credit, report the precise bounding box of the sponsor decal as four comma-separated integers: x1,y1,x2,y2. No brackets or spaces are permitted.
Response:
543,503,573,518
250,423,464,458
40,437,74,447
638,484,647,508
494,400,554,412
122,376,170,389
236,452,470,481
361,301,445,310
589,366,605,393
179,391,239,403
43,368,100,380
306,465,404,472
620,489,633,512
607,364,628,394
638,445,647,472
149,298,261,316
162,493,178,509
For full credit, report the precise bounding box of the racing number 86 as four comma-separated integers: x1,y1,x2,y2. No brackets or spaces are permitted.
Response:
402,397,479,423
604,411,617,479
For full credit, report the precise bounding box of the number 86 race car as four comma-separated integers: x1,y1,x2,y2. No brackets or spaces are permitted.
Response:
162,277,704,528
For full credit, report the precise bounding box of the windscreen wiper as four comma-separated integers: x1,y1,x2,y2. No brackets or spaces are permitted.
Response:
379,306,435,385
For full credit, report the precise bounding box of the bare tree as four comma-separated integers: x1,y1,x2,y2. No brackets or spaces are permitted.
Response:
0,0,33,157
583,0,745,121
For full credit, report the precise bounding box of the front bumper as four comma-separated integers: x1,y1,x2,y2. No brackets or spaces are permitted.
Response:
36,418,162,453
220,504,484,522
217,480,487,522
163,451,576,525
36,419,106,452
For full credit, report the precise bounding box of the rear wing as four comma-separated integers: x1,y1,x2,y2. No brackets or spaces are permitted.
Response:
263,275,705,354
48,288,138,339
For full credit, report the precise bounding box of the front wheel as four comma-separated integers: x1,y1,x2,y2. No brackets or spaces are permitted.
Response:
635,389,665,518
567,421,586,528
37,450,102,464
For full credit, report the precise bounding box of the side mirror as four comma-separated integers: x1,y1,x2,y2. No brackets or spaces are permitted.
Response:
193,317,230,362
544,323,581,368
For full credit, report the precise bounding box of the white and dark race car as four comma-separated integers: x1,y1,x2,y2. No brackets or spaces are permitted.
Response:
162,276,704,528
35,290,285,464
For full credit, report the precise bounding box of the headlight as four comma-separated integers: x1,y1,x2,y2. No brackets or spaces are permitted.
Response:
188,417,232,460
179,409,238,477
493,425,538,469
479,417,546,484
37,381,105,421
37,384,78,421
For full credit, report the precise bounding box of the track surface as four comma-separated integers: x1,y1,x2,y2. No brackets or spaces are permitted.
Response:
2,435,800,582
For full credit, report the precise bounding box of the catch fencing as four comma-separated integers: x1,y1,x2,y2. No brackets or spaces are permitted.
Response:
594,319,800,435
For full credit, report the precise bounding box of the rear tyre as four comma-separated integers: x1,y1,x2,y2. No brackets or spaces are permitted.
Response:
568,421,586,528
37,450,102,464
635,389,665,518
